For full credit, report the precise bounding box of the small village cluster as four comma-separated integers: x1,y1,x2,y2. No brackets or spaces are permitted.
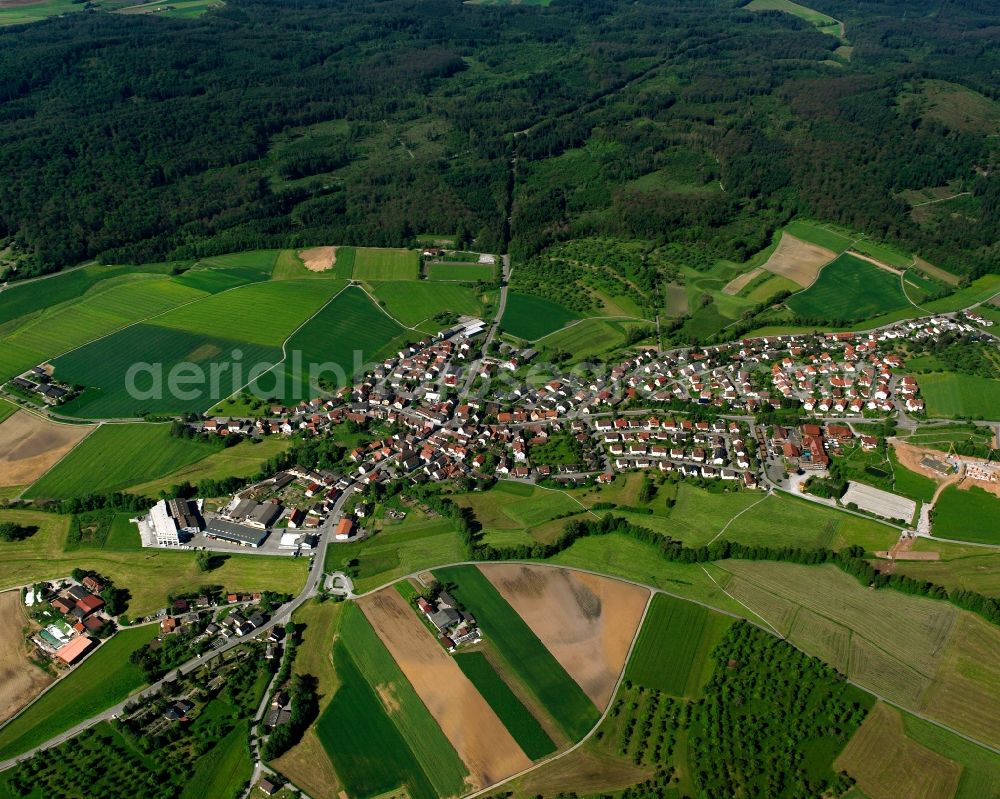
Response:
415,590,481,651
25,576,110,667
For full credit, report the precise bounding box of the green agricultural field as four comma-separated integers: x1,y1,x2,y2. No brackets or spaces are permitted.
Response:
0,625,157,760
537,318,640,359
786,253,909,322
932,485,1000,545
179,723,252,799
502,293,579,340
426,262,496,282
888,447,938,503
117,0,224,18
852,239,912,268
24,423,219,499
173,265,269,294
151,278,344,346
746,0,839,33
370,281,485,328
921,274,1000,314
317,625,440,799
434,565,600,740
454,651,556,759
325,511,466,593
275,286,406,396
126,436,291,497
901,708,1000,799
352,247,420,281
626,594,733,698
338,603,468,796
0,276,207,383
196,250,279,272
918,372,1000,419
0,398,16,425
784,220,853,252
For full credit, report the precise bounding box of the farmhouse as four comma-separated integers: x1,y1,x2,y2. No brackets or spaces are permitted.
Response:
55,636,95,665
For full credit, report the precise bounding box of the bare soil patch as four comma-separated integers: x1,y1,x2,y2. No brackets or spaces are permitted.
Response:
847,249,905,275
722,267,763,296
298,246,337,272
891,440,952,482
761,232,836,288
480,564,649,709
958,475,1000,499
0,590,52,724
0,412,92,487
358,588,530,789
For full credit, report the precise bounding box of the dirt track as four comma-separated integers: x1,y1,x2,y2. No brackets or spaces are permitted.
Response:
298,246,337,272
359,589,530,788
722,267,763,296
0,590,52,724
480,564,649,709
0,412,91,487
761,232,837,288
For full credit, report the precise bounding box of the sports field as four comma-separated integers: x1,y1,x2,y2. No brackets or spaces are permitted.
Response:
453,651,556,759
276,286,406,396
352,248,420,281
502,293,579,340
426,262,496,282
786,253,909,322
434,565,600,741
0,625,158,760
918,372,1000,419
625,594,733,698
370,281,485,327
24,423,218,499
932,485,1000,544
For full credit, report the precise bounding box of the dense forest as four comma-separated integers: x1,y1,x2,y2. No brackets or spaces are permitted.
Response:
0,0,998,277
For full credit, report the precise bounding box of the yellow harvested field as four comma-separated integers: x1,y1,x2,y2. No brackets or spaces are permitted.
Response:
761,232,836,287
0,412,92,487
480,563,649,709
299,246,337,272
835,702,960,799
721,267,763,296
358,588,531,789
0,589,52,725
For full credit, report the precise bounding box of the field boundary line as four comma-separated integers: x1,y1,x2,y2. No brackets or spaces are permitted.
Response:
706,490,772,545
698,565,784,638
17,420,102,500
528,315,649,345
353,283,423,332
502,479,600,519
216,282,352,407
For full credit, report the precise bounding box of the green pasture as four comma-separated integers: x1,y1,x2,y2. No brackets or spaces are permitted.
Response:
0,625,158,760
786,253,909,322
932,486,1000,545
24,423,218,499
426,262,496,282
434,565,600,740
179,723,252,799
173,266,268,294
503,293,579,340
118,0,224,18
746,0,838,28
537,318,639,359
370,281,485,327
0,398,16,425
919,372,1000,419
921,274,1000,314
626,594,733,698
454,651,556,759
352,248,420,281
784,220,853,252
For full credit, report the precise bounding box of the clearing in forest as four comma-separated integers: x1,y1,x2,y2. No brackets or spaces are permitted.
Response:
480,563,649,709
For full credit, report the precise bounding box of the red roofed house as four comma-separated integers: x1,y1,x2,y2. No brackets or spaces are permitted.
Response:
335,517,354,541
56,636,95,665
75,594,105,617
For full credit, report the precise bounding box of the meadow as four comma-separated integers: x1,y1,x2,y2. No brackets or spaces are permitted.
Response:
24,423,218,499
918,372,1000,419
179,723,252,799
502,293,579,340
274,285,406,395
337,603,469,797
0,508,308,615
352,248,420,281
126,437,290,497
434,565,600,741
536,318,639,359
317,632,439,799
786,253,910,322
746,0,840,35
625,594,732,698
932,485,1000,544
325,511,466,593
0,625,158,760
0,275,207,383
173,265,269,294
783,220,853,253
426,262,496,282
370,281,485,328
901,707,1000,799
0,399,15,426
454,651,557,759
